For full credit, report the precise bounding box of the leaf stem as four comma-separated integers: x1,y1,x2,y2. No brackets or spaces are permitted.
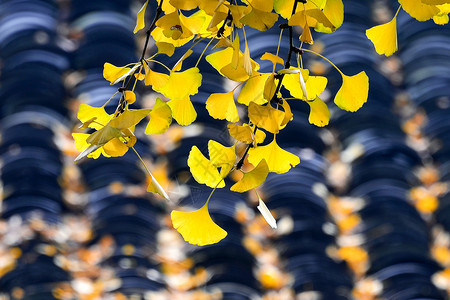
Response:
300,48,344,76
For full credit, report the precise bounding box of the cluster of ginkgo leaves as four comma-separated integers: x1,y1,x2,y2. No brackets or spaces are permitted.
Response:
73,0,448,246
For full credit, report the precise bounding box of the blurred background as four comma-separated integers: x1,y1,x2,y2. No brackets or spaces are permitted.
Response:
0,0,450,299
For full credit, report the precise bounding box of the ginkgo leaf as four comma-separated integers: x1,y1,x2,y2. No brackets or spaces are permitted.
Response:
232,31,240,69
73,133,107,160
147,172,170,201
300,20,314,44
422,0,450,4
243,40,252,76
319,0,344,32
334,71,369,112
144,63,169,90
248,102,285,134
261,52,284,68
134,0,149,33
206,47,260,82
167,97,197,126
231,160,269,192
366,15,398,56
156,11,192,40
249,0,274,12
257,196,277,228
169,0,198,10
124,91,136,104
307,97,330,127
171,202,227,246
173,49,193,72
227,123,266,145
237,73,270,105
188,146,225,188
109,109,151,130
282,69,310,99
206,91,239,122
240,7,279,31
103,63,131,85
263,74,277,101
160,67,202,100
86,125,122,146
102,137,130,157
156,42,175,57
274,0,295,19
432,3,450,24
399,0,439,21
227,4,246,27
248,137,300,174
145,98,172,134
77,104,111,130
280,100,293,127
207,9,228,30
208,140,236,177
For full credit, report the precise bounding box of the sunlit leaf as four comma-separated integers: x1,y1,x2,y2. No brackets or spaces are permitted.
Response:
109,109,151,130
307,97,330,127
227,123,266,146
282,69,327,100
422,0,450,4
257,196,277,228
248,136,300,174
86,125,122,146
399,0,439,21
167,97,197,126
334,71,369,112
144,64,169,90
102,137,130,157
237,73,270,105
208,140,236,177
77,104,111,130
207,46,259,81
280,99,293,127
366,15,398,56
145,98,172,134
232,31,240,69
103,62,131,85
169,0,198,10
240,7,278,31
160,67,202,100
433,3,450,24
124,91,136,104
274,0,295,19
206,91,239,122
230,160,269,192
171,202,227,246
134,0,149,33
319,0,344,32
227,4,246,27
156,42,175,57
188,146,225,188
172,49,193,72
73,133,106,160
263,74,277,101
261,52,284,68
147,172,170,201
248,102,285,134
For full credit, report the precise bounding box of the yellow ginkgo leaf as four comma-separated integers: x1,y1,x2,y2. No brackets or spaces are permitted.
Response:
109,109,151,130
86,125,122,146
230,159,269,192
318,0,344,32
145,98,172,134
261,52,284,68
134,0,149,33
307,97,330,127
171,202,227,246
249,0,274,12
169,0,198,10
282,69,315,100
144,63,169,90
274,0,295,19
263,74,277,101
243,40,252,76
422,0,450,4
240,7,279,31
227,4,246,27
334,71,369,112
433,3,450,24
156,11,192,40
188,146,225,188
248,136,300,174
232,31,240,69
124,91,136,104
73,133,107,160
206,47,260,82
167,97,197,126
248,102,285,134
77,104,111,130
237,73,270,105
280,99,293,127
399,0,439,21
156,42,175,57
227,124,266,145
206,91,239,122
366,15,398,56
172,49,193,72
208,140,236,177
257,195,277,228
102,137,130,157
103,63,131,85
147,172,170,201
160,67,202,100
